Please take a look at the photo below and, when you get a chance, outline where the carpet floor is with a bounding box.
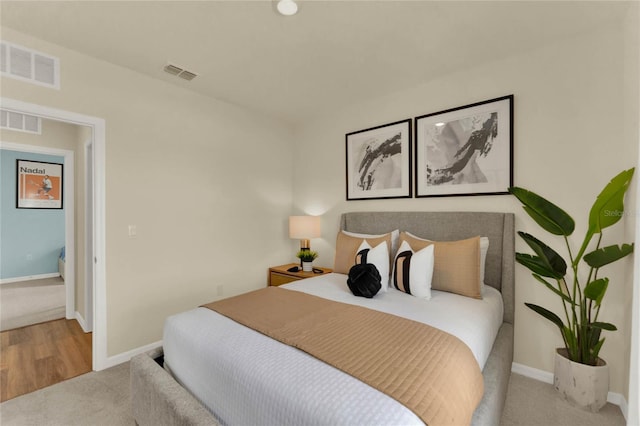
[0,366,627,425]
[501,373,626,426]
[0,277,65,332]
[0,362,134,426]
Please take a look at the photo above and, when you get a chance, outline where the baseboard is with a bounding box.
[75,311,89,332]
[97,340,163,371]
[512,362,628,420]
[609,392,628,420]
[512,362,554,383]
[0,273,61,285]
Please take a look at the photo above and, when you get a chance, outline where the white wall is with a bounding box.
[293,21,638,398]
[0,27,295,356]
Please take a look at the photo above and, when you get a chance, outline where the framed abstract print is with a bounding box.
[345,119,412,200]
[414,95,513,197]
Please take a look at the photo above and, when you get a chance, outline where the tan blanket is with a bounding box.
[202,286,483,426]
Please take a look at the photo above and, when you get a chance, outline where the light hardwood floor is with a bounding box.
[0,318,92,402]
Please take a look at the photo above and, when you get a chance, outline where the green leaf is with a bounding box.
[509,187,575,236]
[525,302,565,330]
[575,168,635,263]
[510,188,576,236]
[589,168,635,233]
[584,278,609,306]
[532,274,574,304]
[591,321,617,331]
[518,232,567,278]
[584,243,634,268]
[516,253,558,278]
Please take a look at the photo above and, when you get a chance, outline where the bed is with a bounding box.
[131,211,514,426]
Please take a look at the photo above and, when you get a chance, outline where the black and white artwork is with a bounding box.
[345,119,412,200]
[415,95,513,197]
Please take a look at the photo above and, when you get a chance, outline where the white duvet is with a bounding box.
[163,273,503,426]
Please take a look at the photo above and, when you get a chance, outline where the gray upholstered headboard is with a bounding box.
[340,211,515,325]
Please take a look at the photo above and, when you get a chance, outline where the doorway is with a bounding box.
[0,141,73,330]
[1,97,106,370]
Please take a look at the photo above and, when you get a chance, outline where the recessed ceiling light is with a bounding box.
[277,0,298,16]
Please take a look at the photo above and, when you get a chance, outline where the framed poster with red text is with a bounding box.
[16,159,63,209]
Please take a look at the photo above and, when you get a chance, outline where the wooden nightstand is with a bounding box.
[268,263,333,286]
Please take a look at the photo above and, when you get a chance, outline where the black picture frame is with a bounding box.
[345,119,412,200]
[16,159,64,209]
[414,95,514,198]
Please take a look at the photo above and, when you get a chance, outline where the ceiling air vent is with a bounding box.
[178,70,197,81]
[163,63,198,81]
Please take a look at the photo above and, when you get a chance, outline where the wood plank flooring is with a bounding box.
[0,318,92,402]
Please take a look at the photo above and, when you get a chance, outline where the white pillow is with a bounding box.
[356,240,390,292]
[479,236,489,289]
[404,231,489,290]
[343,229,400,262]
[392,240,434,299]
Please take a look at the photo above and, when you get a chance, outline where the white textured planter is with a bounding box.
[553,348,609,412]
[302,262,312,272]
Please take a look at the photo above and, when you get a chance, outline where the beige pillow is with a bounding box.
[399,232,481,299]
[334,231,392,275]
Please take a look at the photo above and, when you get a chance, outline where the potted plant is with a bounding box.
[296,250,319,272]
[509,168,634,412]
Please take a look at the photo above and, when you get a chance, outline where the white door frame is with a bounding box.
[0,141,75,319]
[1,97,107,371]
[84,140,94,332]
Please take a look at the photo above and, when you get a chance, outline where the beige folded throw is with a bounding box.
[202,286,483,426]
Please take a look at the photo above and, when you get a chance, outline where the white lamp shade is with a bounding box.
[289,215,321,239]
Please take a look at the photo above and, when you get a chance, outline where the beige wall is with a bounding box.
[292,19,639,397]
[1,27,295,356]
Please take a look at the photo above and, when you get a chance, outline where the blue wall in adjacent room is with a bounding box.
[1,149,65,279]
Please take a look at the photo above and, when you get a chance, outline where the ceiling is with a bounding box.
[0,1,631,126]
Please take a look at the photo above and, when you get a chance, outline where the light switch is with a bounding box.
[128,225,137,238]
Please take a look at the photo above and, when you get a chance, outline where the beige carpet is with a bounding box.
[0,362,134,426]
[0,366,627,426]
[501,373,626,426]
[0,277,65,332]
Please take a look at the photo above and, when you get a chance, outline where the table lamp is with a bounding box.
[289,215,321,251]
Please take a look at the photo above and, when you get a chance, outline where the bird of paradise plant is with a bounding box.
[509,168,635,366]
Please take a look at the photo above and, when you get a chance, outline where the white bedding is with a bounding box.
[163,273,504,426]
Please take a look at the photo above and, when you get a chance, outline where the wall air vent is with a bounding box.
[0,109,42,134]
[0,41,60,89]
[163,63,198,81]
